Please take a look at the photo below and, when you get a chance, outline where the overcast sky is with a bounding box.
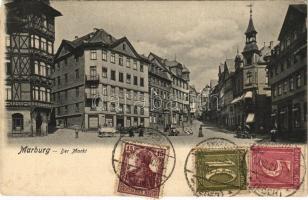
[51,0,305,91]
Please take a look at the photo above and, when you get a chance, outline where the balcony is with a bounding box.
[85,75,99,84]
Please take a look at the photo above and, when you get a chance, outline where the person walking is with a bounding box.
[129,128,134,137]
[138,125,144,137]
[75,128,79,139]
[270,123,278,142]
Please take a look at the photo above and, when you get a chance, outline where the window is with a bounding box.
[64,73,68,83]
[123,43,126,50]
[119,55,123,66]
[12,113,23,131]
[247,71,252,84]
[40,62,46,77]
[46,64,50,76]
[283,81,288,93]
[293,104,301,128]
[111,53,115,63]
[102,67,107,78]
[102,50,107,61]
[278,84,282,95]
[75,87,79,97]
[126,58,130,68]
[75,69,79,79]
[34,61,39,75]
[290,78,294,91]
[101,102,107,111]
[134,106,138,114]
[140,64,144,72]
[64,105,68,114]
[102,85,107,96]
[272,87,276,97]
[134,91,138,100]
[126,105,131,114]
[46,89,50,102]
[35,35,40,49]
[90,50,97,60]
[126,74,131,84]
[41,38,47,51]
[140,77,144,87]
[140,107,144,115]
[119,88,124,98]
[126,89,131,99]
[111,70,116,81]
[119,72,124,82]
[64,58,68,66]
[33,86,39,101]
[110,103,116,112]
[5,34,10,47]
[47,41,53,54]
[280,63,284,72]
[6,86,11,100]
[57,63,60,71]
[296,74,301,88]
[134,76,138,85]
[133,60,137,70]
[40,87,46,101]
[110,86,115,96]
[6,61,11,75]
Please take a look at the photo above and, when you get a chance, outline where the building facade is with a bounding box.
[267,4,307,139]
[147,53,190,126]
[189,85,200,120]
[52,28,150,130]
[241,8,272,133]
[148,53,172,129]
[5,0,61,136]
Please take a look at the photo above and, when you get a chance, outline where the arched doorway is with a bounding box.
[36,112,42,136]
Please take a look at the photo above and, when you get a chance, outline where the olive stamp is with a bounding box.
[194,149,247,193]
[249,146,301,189]
[117,141,169,198]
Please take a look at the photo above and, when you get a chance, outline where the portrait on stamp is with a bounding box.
[117,141,169,198]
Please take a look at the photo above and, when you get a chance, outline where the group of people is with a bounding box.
[235,123,278,142]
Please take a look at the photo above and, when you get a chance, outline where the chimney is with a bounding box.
[75,36,78,39]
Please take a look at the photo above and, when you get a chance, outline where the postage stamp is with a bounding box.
[194,148,247,193]
[117,141,169,198]
[249,146,301,189]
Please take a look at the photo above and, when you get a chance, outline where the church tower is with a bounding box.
[242,5,259,66]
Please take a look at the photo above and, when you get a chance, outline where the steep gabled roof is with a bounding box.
[278,4,307,40]
[245,16,257,35]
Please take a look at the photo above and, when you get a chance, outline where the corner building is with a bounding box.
[52,29,149,130]
[5,0,61,136]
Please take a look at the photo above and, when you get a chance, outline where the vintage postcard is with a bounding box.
[0,0,307,198]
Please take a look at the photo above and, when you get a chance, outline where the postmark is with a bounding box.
[184,137,248,197]
[112,128,176,198]
[249,145,306,197]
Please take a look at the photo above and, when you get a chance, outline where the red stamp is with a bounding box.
[117,141,169,198]
[250,146,301,189]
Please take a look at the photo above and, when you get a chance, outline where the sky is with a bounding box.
[51,0,305,91]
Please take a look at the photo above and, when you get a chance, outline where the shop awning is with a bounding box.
[244,91,253,99]
[246,113,255,123]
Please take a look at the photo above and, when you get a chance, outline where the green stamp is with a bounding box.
[195,149,247,193]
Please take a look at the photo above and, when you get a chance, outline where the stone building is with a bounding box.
[52,28,150,130]
[5,0,61,136]
[267,4,307,139]
[148,53,172,129]
[147,53,190,126]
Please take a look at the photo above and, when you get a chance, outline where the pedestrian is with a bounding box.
[75,128,79,139]
[138,125,144,137]
[198,125,203,137]
[270,124,278,142]
[129,128,134,137]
